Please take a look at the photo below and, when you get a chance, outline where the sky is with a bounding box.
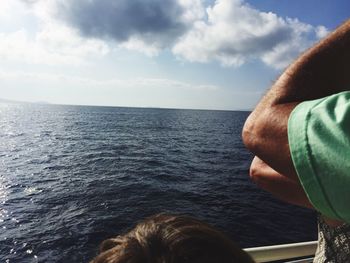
[0,0,349,110]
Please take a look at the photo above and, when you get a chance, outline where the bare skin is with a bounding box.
[250,157,343,226]
[250,156,313,209]
[243,19,350,226]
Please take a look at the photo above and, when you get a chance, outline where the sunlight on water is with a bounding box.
[0,103,316,261]
[0,176,8,206]
[24,187,42,196]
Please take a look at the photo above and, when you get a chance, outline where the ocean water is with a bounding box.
[0,103,317,262]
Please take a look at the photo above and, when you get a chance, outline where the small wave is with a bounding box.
[24,187,43,196]
[0,105,317,262]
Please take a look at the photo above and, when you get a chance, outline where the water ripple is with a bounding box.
[0,103,317,262]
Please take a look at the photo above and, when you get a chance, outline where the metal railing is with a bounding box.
[244,241,318,262]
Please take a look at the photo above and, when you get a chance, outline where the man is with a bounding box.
[242,19,350,261]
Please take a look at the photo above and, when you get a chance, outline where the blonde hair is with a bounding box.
[91,214,254,263]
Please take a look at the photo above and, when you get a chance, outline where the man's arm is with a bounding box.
[250,157,313,209]
[251,157,345,226]
[242,19,350,176]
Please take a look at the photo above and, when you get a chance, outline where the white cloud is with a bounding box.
[173,0,327,69]
[117,0,205,56]
[0,0,203,62]
[178,0,205,23]
[36,22,109,58]
[0,0,328,69]
[43,0,205,56]
[0,0,23,20]
[315,25,329,39]
[0,0,109,66]
[0,26,108,66]
[118,37,163,57]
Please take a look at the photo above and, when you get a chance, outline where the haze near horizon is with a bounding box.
[0,0,349,110]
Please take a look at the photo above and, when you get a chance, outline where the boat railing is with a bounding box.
[244,240,318,262]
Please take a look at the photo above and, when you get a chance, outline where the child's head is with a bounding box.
[91,213,254,263]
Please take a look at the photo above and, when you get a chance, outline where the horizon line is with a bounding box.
[0,97,252,112]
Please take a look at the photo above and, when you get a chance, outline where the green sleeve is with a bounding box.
[288,91,350,223]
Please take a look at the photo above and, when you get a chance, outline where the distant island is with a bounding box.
[0,98,50,105]
[33,101,51,105]
[0,97,17,103]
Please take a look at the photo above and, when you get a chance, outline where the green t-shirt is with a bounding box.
[288,91,350,223]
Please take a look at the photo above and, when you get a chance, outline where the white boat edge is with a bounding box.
[244,240,318,262]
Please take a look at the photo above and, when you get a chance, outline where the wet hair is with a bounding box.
[90,213,255,263]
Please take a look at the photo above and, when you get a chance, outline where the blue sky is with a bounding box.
[0,0,348,110]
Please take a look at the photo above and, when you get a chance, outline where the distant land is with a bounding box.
[0,97,18,103]
[0,98,50,105]
[33,101,51,105]
[0,97,250,111]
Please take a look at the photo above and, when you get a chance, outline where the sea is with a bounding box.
[0,102,317,262]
